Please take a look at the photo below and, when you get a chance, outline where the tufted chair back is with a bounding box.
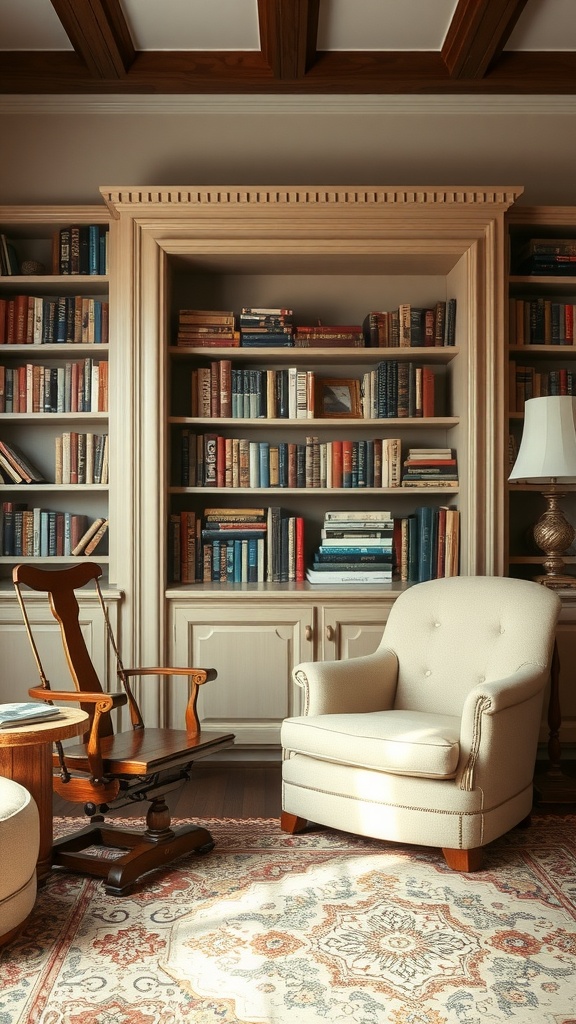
[382,575,559,718]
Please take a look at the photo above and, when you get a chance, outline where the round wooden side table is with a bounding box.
[0,707,88,880]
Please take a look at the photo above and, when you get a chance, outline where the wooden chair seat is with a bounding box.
[13,561,235,896]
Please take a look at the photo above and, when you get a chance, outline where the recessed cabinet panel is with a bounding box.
[320,602,390,661]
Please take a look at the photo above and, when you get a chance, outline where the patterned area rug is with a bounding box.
[1,816,575,1024]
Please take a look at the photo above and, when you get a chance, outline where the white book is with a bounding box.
[0,702,62,729]
[306,569,392,585]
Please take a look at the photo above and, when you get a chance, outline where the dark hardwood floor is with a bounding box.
[53,763,283,819]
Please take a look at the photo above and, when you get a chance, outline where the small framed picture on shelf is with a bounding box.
[315,378,361,418]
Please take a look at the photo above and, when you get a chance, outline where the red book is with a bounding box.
[342,440,353,487]
[331,440,343,489]
[295,516,305,581]
[219,359,232,417]
[422,366,435,417]
[216,434,226,487]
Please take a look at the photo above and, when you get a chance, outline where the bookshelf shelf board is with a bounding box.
[0,412,108,423]
[509,555,576,565]
[166,580,409,599]
[169,485,460,496]
[0,275,109,294]
[170,346,459,365]
[171,417,460,429]
[0,344,109,357]
[0,484,109,493]
[508,345,576,357]
[0,555,110,564]
[508,482,576,492]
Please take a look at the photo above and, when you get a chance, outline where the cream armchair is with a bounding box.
[281,575,560,871]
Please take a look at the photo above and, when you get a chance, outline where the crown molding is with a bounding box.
[1,94,576,116]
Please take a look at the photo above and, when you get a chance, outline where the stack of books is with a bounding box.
[307,510,394,584]
[396,505,460,582]
[401,448,458,488]
[0,439,44,484]
[176,309,239,347]
[239,308,294,347]
[516,238,576,276]
[0,701,62,728]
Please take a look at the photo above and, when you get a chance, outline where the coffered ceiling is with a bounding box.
[0,0,575,95]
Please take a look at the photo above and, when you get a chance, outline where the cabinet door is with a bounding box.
[319,600,391,661]
[170,601,314,746]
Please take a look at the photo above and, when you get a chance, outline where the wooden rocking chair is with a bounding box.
[13,562,235,896]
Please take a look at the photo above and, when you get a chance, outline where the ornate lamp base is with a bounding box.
[533,490,576,587]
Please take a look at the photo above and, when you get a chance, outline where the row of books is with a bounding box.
[509,298,576,346]
[178,432,458,491]
[0,295,109,346]
[0,359,108,414]
[1,502,108,557]
[169,506,305,584]
[307,510,394,584]
[190,360,441,420]
[176,301,457,349]
[179,433,407,489]
[509,365,576,411]
[53,225,109,276]
[363,300,456,348]
[55,432,109,485]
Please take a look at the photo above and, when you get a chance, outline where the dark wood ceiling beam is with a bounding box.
[442,0,529,79]
[1,50,576,94]
[49,0,135,78]
[257,0,319,78]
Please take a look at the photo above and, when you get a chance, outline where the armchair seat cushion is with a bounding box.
[282,709,461,779]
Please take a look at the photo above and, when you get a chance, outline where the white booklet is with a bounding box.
[0,702,63,729]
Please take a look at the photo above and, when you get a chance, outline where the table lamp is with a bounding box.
[509,395,576,587]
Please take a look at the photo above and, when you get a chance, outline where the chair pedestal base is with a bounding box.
[53,819,215,895]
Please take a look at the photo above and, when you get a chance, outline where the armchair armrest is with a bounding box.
[457,662,550,792]
[28,686,127,782]
[118,665,218,738]
[293,647,398,716]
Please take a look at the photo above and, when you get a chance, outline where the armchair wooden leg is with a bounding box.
[442,846,484,872]
[280,812,308,834]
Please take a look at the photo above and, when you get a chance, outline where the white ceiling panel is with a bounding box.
[120,0,261,51]
[317,0,458,51]
[506,0,576,51]
[0,0,71,50]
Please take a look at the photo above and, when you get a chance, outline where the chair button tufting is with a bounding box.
[434,621,441,628]
[425,670,432,677]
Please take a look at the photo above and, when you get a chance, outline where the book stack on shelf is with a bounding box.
[307,510,394,584]
[55,432,109,485]
[239,308,294,347]
[515,238,576,277]
[361,360,438,418]
[362,299,456,347]
[401,448,458,488]
[0,294,109,346]
[0,358,108,413]
[0,439,44,484]
[294,323,364,348]
[53,224,108,276]
[169,505,305,584]
[1,503,108,557]
[177,309,239,348]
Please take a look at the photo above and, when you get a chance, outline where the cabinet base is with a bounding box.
[534,765,576,806]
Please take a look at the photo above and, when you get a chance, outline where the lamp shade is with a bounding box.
[509,395,576,481]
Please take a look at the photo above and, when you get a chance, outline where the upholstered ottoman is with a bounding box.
[0,776,40,945]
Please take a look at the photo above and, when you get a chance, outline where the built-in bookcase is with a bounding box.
[0,206,111,581]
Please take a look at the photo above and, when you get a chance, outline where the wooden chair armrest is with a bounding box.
[28,686,127,710]
[28,687,127,781]
[118,667,218,737]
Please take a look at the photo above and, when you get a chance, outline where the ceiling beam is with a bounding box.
[442,0,529,79]
[258,0,320,79]
[1,50,576,95]
[49,0,135,79]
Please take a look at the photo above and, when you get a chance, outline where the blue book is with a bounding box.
[248,537,258,582]
[88,225,100,275]
[259,442,270,488]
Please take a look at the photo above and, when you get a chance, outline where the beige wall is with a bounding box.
[0,95,574,206]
